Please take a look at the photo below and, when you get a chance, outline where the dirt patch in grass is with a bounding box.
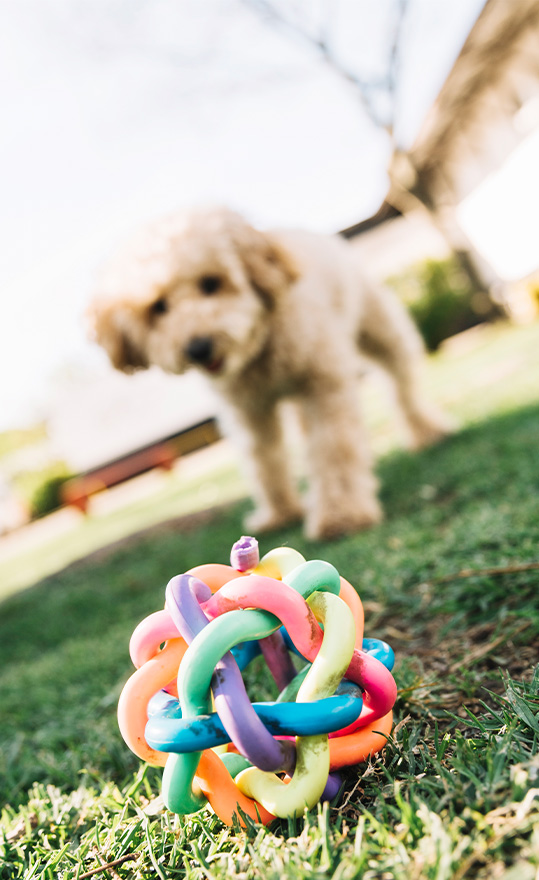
[402,619,538,716]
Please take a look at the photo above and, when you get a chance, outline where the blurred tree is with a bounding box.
[20,0,539,305]
[242,0,539,308]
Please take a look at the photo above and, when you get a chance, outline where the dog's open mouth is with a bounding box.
[205,356,225,374]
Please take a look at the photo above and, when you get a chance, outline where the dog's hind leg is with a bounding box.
[358,283,453,448]
[231,403,304,533]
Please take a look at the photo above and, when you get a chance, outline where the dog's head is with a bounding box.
[87,208,298,381]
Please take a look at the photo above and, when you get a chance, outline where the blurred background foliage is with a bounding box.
[13,463,73,520]
[387,256,502,351]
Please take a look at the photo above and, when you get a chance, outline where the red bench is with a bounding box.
[61,418,220,513]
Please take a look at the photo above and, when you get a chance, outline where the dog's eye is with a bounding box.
[198,275,222,295]
[149,297,168,317]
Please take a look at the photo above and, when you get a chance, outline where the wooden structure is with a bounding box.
[61,417,220,512]
[387,0,539,291]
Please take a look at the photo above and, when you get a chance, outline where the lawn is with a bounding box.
[1,321,539,879]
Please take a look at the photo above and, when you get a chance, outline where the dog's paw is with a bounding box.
[304,501,383,542]
[244,504,303,535]
[408,410,457,450]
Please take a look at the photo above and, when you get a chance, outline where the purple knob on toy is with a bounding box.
[230,536,259,572]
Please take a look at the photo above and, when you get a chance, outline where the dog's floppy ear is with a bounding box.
[231,217,299,308]
[87,302,148,373]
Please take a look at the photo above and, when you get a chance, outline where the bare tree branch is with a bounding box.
[240,0,409,136]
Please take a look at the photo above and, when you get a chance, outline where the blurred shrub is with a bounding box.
[529,278,539,311]
[14,462,73,519]
[387,257,500,351]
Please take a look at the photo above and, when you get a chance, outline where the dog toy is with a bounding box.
[118,537,397,825]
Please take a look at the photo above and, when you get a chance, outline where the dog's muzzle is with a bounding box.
[186,336,214,364]
[185,336,224,374]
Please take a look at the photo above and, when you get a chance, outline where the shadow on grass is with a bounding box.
[380,401,539,518]
[1,402,538,804]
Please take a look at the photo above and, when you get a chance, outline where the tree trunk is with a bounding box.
[388,150,509,312]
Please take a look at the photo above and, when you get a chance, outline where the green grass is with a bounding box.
[1,322,539,878]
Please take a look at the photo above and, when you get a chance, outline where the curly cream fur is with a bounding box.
[88,207,451,539]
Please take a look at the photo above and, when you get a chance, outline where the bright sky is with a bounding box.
[0,0,491,431]
[458,122,539,280]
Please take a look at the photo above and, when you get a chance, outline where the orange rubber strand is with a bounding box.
[195,750,276,826]
[328,711,393,769]
[188,563,246,593]
[117,638,187,766]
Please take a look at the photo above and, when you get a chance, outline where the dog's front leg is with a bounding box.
[300,381,382,540]
[232,402,303,533]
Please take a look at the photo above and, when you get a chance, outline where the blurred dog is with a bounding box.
[88,207,450,539]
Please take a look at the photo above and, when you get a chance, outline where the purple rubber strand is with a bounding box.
[211,663,297,774]
[259,631,298,692]
[230,536,259,572]
[322,772,342,801]
[165,574,295,773]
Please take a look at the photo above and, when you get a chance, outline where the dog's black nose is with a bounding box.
[186,336,214,364]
